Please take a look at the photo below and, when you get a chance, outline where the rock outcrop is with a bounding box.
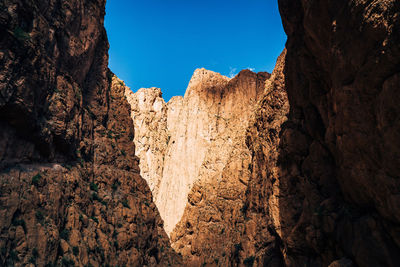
[126,69,269,240]
[0,0,180,266]
[237,49,289,266]
[128,1,400,264]
[170,69,272,265]
[125,87,170,201]
[237,1,400,266]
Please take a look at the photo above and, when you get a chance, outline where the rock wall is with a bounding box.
[125,1,400,265]
[240,0,400,266]
[125,87,170,201]
[237,50,289,267]
[3,0,399,266]
[0,0,180,266]
[170,69,271,266]
[126,69,269,239]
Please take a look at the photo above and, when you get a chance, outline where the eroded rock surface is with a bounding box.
[275,0,400,265]
[125,87,170,201]
[126,69,269,238]
[170,69,272,266]
[236,1,400,266]
[2,0,399,266]
[0,0,180,266]
[237,50,289,267]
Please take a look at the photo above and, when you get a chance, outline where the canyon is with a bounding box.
[0,0,399,266]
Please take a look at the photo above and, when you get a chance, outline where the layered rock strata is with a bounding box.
[0,0,180,266]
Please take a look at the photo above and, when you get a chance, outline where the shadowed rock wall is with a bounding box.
[0,1,181,266]
[248,0,400,265]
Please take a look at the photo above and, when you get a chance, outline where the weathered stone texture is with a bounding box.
[0,1,180,266]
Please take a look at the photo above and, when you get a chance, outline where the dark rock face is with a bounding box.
[260,0,400,265]
[241,50,289,266]
[0,0,109,166]
[0,0,180,266]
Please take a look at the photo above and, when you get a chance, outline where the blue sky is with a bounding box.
[105,0,286,101]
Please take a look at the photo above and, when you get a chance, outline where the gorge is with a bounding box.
[1,0,399,267]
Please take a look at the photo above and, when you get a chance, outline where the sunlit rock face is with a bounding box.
[126,68,269,236]
[125,87,170,201]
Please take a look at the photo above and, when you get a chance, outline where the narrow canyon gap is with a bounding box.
[0,0,399,267]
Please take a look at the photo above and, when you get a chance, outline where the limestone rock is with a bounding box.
[170,69,271,265]
[237,50,290,266]
[125,87,168,200]
[126,67,271,265]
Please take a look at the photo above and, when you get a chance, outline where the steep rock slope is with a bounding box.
[243,0,400,266]
[169,69,271,266]
[0,0,180,266]
[237,50,289,267]
[125,87,171,201]
[126,69,269,238]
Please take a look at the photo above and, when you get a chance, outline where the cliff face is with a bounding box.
[0,1,180,266]
[1,0,106,165]
[238,50,289,267]
[126,55,289,266]
[170,69,270,265]
[126,69,269,238]
[124,87,170,201]
[127,2,400,265]
[248,0,400,266]
[2,0,399,266]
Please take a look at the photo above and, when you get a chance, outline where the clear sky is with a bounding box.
[105,0,286,101]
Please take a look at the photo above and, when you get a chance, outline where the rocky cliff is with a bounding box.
[127,1,400,265]
[240,0,400,266]
[2,0,399,266]
[124,87,170,201]
[126,69,269,238]
[126,52,289,266]
[0,0,180,266]
[169,54,287,266]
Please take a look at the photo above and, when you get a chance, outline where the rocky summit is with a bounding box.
[1,0,400,267]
